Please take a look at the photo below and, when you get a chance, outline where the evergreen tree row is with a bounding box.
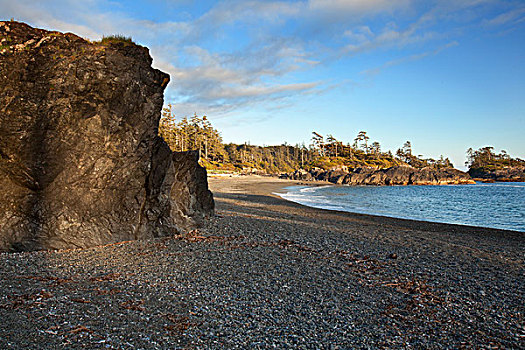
[158,109,458,173]
[466,147,525,170]
[159,104,227,162]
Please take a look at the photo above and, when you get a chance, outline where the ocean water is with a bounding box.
[278,182,525,232]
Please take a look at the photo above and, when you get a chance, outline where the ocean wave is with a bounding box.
[299,185,334,193]
[276,191,345,211]
[477,183,525,188]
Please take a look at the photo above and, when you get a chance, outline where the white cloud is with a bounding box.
[203,0,300,23]
[342,22,437,55]
[344,26,373,43]
[361,41,459,76]
[308,0,411,15]
[1,0,102,38]
[151,43,322,117]
[2,0,522,121]
[484,7,525,26]
[208,82,320,99]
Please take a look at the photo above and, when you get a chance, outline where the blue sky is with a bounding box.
[2,0,524,168]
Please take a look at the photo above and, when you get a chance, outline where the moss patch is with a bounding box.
[98,34,134,46]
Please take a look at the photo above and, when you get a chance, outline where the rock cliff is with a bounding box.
[468,167,525,182]
[0,22,214,251]
[286,166,475,186]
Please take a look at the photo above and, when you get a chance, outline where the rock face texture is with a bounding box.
[468,167,525,182]
[0,22,213,251]
[286,166,475,186]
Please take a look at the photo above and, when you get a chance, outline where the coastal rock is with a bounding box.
[410,167,473,185]
[286,166,475,186]
[170,151,215,230]
[287,169,314,181]
[327,169,347,184]
[0,22,213,251]
[468,166,525,182]
[383,166,413,185]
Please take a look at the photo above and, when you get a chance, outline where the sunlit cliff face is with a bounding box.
[0,21,212,252]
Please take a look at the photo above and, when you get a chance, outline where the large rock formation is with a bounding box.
[286,166,475,186]
[0,21,213,251]
[468,167,525,182]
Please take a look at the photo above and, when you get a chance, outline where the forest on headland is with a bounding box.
[158,106,524,177]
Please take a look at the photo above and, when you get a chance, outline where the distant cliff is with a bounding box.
[285,166,475,186]
[0,21,213,251]
[468,167,525,182]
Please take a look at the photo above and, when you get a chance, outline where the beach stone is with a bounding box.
[0,21,213,251]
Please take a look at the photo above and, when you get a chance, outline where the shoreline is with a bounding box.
[209,174,524,235]
[472,177,525,183]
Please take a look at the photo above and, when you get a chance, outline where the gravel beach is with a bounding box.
[1,175,524,349]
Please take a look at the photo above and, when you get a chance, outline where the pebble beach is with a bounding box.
[1,175,524,349]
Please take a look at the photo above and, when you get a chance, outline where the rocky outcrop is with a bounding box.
[468,167,525,182]
[0,22,213,251]
[170,151,214,230]
[286,166,475,186]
